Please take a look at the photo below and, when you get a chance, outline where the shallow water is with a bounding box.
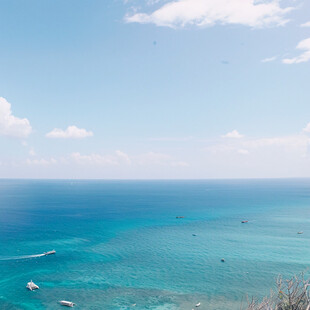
[1,179,310,309]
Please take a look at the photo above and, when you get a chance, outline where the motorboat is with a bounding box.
[192,234,197,236]
[44,250,56,256]
[59,300,75,307]
[221,258,225,262]
[241,220,248,223]
[176,216,185,219]
[196,302,201,307]
[298,231,304,234]
[26,280,39,291]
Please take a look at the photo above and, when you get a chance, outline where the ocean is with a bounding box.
[1,179,310,309]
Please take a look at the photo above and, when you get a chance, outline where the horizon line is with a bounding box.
[0,177,310,181]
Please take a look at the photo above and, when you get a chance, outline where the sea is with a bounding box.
[1,179,310,310]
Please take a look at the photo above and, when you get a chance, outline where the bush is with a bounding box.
[245,275,310,310]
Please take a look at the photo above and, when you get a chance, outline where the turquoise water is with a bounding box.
[1,179,310,309]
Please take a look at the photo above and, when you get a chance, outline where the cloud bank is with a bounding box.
[71,152,118,165]
[46,125,93,139]
[0,97,32,138]
[70,151,188,167]
[125,0,293,28]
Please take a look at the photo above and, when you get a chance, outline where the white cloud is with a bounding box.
[202,132,310,178]
[301,21,310,27]
[70,152,119,166]
[238,149,249,155]
[46,125,93,139]
[206,144,235,154]
[206,134,310,157]
[222,130,244,139]
[283,38,310,64]
[26,158,57,165]
[261,56,277,63]
[116,150,132,164]
[137,151,189,167]
[171,160,189,167]
[0,97,32,138]
[303,122,310,133]
[125,0,293,28]
[29,148,36,156]
[240,136,309,150]
[137,152,172,165]
[70,151,187,168]
[70,151,132,166]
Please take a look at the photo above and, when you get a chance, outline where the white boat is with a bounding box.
[59,300,75,307]
[44,250,56,256]
[298,232,303,234]
[196,302,201,307]
[26,280,39,291]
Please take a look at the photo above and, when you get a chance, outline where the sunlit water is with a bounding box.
[1,179,310,309]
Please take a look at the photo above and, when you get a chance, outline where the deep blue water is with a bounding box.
[1,179,310,309]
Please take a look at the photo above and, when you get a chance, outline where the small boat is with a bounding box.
[298,231,304,234]
[192,234,197,236]
[26,280,39,291]
[176,216,185,219]
[196,302,201,307]
[221,258,225,262]
[59,300,75,307]
[44,250,56,256]
[241,220,248,223]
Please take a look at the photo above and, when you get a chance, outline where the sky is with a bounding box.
[0,0,310,179]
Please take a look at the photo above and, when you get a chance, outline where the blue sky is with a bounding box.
[0,0,310,179]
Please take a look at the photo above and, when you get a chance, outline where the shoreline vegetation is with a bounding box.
[245,275,310,310]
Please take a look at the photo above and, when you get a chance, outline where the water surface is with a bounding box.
[1,179,310,309]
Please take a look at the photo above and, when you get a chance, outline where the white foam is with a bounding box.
[0,253,45,261]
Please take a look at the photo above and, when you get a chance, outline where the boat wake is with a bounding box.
[0,253,45,261]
